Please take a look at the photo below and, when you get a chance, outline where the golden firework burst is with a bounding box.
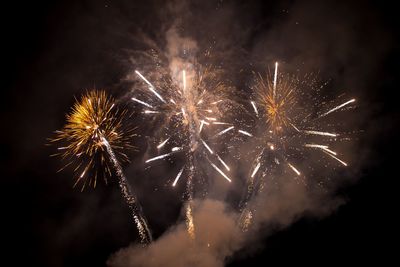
[51,90,135,189]
[255,70,295,133]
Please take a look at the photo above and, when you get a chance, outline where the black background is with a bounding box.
[2,0,397,266]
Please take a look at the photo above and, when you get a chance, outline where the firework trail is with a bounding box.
[132,59,233,238]
[51,91,152,244]
[237,62,356,231]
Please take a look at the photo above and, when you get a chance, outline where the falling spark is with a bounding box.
[216,126,235,136]
[201,139,214,154]
[217,155,230,171]
[238,130,253,137]
[273,61,278,99]
[251,101,259,115]
[132,97,153,108]
[251,162,261,178]
[304,143,337,155]
[303,130,337,137]
[157,138,170,149]
[209,161,232,182]
[320,99,356,118]
[288,163,301,175]
[323,151,348,166]
[182,70,187,91]
[212,121,230,125]
[145,152,173,163]
[172,167,185,187]
[144,110,159,114]
[135,70,166,103]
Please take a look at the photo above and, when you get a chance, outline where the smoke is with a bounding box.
[108,179,344,267]
[108,199,242,267]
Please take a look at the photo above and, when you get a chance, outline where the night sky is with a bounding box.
[2,0,398,266]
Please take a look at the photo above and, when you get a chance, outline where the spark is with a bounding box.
[304,143,337,155]
[172,167,185,187]
[251,101,258,115]
[320,99,356,118]
[288,163,301,176]
[251,162,261,178]
[157,138,170,149]
[273,61,278,99]
[323,151,348,166]
[269,144,275,150]
[145,152,173,163]
[216,126,235,136]
[182,70,187,91]
[201,139,214,154]
[209,161,232,182]
[303,130,337,137]
[212,121,230,125]
[135,70,166,103]
[132,97,153,108]
[206,117,217,121]
[199,120,209,133]
[238,130,253,137]
[144,110,159,114]
[217,155,230,171]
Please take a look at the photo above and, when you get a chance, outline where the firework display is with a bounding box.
[238,63,356,230]
[50,61,356,244]
[51,90,152,244]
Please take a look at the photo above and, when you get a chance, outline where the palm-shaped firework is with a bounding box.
[51,90,152,244]
[238,63,356,230]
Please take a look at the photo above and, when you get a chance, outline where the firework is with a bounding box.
[238,62,356,231]
[132,62,233,238]
[51,90,152,244]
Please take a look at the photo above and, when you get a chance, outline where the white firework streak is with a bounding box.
[209,161,232,182]
[172,167,185,187]
[323,151,348,166]
[132,97,153,108]
[135,70,166,103]
[251,162,261,178]
[238,130,253,137]
[217,155,230,171]
[320,99,356,118]
[304,143,337,155]
[251,101,258,115]
[201,139,214,154]
[216,126,235,136]
[303,130,337,137]
[288,163,301,176]
[157,138,170,149]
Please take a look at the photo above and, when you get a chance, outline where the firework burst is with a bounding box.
[132,59,234,238]
[51,90,152,244]
[238,62,356,230]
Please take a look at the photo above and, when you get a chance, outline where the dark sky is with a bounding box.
[2,0,398,266]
